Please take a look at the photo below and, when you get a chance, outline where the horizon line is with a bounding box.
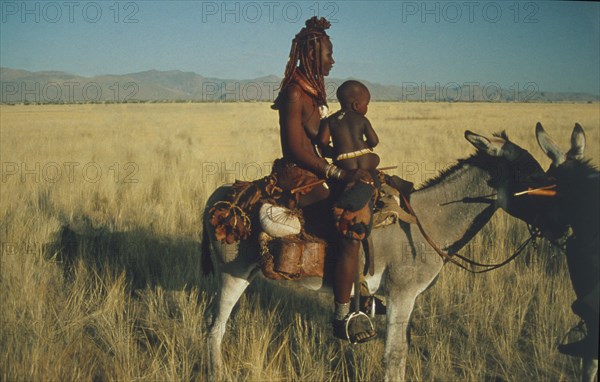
[1,66,599,97]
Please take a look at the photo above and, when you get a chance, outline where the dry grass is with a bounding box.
[1,102,598,381]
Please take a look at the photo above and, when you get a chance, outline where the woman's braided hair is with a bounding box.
[273,17,331,109]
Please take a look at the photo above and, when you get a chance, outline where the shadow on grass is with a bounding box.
[44,215,371,380]
[45,217,207,292]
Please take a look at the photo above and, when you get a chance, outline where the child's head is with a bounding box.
[336,80,370,115]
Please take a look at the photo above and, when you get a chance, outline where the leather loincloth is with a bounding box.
[333,173,380,241]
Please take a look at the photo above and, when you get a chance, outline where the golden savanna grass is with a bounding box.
[1,102,599,381]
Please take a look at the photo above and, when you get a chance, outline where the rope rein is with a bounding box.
[400,194,544,274]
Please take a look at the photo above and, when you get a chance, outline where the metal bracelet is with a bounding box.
[332,167,343,180]
[327,164,342,180]
[324,163,336,179]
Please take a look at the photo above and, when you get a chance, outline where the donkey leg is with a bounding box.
[383,291,418,382]
[581,357,598,382]
[207,269,254,380]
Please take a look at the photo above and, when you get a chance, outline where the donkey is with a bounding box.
[202,130,560,381]
[536,123,599,382]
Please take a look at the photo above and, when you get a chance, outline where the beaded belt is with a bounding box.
[336,148,374,161]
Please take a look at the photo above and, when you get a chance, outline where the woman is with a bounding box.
[272,17,376,343]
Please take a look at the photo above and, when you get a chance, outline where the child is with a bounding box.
[318,80,380,241]
[318,80,380,174]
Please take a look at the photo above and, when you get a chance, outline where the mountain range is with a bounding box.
[1,67,597,104]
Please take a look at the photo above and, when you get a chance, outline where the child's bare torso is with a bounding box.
[329,110,380,171]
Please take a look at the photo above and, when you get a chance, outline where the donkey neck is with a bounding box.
[557,162,600,239]
[410,162,498,254]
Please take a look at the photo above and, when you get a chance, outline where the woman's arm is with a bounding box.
[317,118,331,148]
[316,118,335,158]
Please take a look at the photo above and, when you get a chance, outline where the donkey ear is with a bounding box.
[535,122,565,166]
[567,123,585,160]
[464,130,502,156]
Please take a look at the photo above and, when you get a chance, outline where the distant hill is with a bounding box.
[1,67,598,104]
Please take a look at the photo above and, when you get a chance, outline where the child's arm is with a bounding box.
[364,119,379,148]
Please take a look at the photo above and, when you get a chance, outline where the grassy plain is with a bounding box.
[1,102,599,381]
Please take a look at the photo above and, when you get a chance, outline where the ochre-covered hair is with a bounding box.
[272,17,331,109]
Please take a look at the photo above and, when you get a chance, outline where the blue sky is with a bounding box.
[1,1,599,94]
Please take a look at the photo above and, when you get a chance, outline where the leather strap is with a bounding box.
[400,194,535,274]
[362,237,375,276]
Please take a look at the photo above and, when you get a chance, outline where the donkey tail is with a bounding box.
[201,226,214,275]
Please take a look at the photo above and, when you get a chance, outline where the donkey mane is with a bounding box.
[416,152,496,191]
[570,158,599,177]
[493,130,510,141]
[417,131,510,191]
[555,158,599,189]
